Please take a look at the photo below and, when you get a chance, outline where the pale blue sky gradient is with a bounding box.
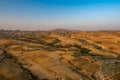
[0,0,120,30]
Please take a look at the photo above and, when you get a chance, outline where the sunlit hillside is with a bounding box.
[0,29,120,80]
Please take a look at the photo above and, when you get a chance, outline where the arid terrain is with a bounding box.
[0,29,120,80]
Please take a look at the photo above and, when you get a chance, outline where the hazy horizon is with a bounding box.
[0,0,120,30]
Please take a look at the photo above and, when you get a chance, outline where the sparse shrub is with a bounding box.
[73,46,91,57]
[74,44,82,49]
[73,50,82,57]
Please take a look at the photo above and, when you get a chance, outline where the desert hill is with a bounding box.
[0,30,120,80]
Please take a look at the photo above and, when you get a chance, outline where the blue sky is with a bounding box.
[0,0,120,30]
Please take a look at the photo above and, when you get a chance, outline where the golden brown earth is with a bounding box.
[0,30,120,80]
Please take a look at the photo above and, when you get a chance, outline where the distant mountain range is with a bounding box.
[0,28,120,32]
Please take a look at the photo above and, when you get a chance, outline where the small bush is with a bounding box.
[73,47,91,57]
